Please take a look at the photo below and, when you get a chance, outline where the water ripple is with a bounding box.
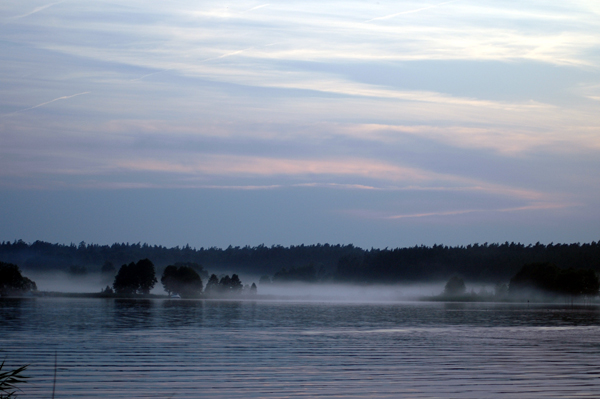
[2,299,600,398]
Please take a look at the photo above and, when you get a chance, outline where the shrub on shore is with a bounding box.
[0,262,37,297]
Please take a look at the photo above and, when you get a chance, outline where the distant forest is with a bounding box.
[1,239,599,284]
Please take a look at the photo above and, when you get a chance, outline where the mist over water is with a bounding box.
[24,271,111,293]
[23,270,450,300]
[259,282,447,302]
[22,269,501,301]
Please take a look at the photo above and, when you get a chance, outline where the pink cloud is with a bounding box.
[385,202,576,220]
[116,155,432,182]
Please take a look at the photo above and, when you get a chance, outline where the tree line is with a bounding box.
[334,242,600,284]
[509,262,599,298]
[0,240,360,277]
[3,258,599,300]
[105,259,256,298]
[2,239,600,284]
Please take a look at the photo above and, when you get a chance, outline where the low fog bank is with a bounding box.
[22,269,499,301]
[256,282,449,302]
[23,271,117,294]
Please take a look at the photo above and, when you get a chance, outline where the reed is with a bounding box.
[0,361,28,399]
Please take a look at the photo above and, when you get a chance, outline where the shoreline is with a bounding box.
[420,294,600,305]
[0,291,272,300]
[2,291,599,305]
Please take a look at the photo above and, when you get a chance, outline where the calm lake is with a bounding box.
[2,298,600,398]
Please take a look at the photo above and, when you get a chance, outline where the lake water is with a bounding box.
[2,298,600,398]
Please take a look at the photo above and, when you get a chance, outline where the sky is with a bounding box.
[1,0,600,249]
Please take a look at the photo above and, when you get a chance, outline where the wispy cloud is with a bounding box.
[132,47,253,81]
[8,1,65,20]
[112,155,548,201]
[365,0,459,23]
[115,156,432,182]
[335,124,567,155]
[242,4,270,14]
[187,184,282,190]
[0,92,90,118]
[32,0,600,82]
[293,183,378,190]
[385,202,575,220]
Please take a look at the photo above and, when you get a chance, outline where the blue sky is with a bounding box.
[1,0,599,248]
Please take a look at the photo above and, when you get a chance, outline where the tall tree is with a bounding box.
[136,259,157,294]
[161,265,203,298]
[250,282,258,295]
[113,259,157,295]
[204,274,219,295]
[443,276,466,296]
[230,274,243,293]
[219,275,232,293]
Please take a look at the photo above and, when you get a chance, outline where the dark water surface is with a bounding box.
[2,298,600,398]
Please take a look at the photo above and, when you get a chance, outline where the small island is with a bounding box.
[103,259,259,299]
[0,261,37,297]
[430,262,600,303]
[1,259,258,299]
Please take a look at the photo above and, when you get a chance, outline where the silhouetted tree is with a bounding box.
[204,274,219,295]
[0,262,37,296]
[113,259,157,295]
[113,263,136,294]
[443,276,466,296]
[136,259,157,294]
[161,265,203,298]
[169,262,208,281]
[100,285,114,296]
[207,274,244,296]
[219,275,232,293]
[230,274,243,293]
[250,282,258,295]
[161,265,178,295]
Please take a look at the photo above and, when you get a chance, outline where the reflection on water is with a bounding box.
[2,298,600,398]
[113,299,155,329]
[161,299,204,328]
[0,297,24,322]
